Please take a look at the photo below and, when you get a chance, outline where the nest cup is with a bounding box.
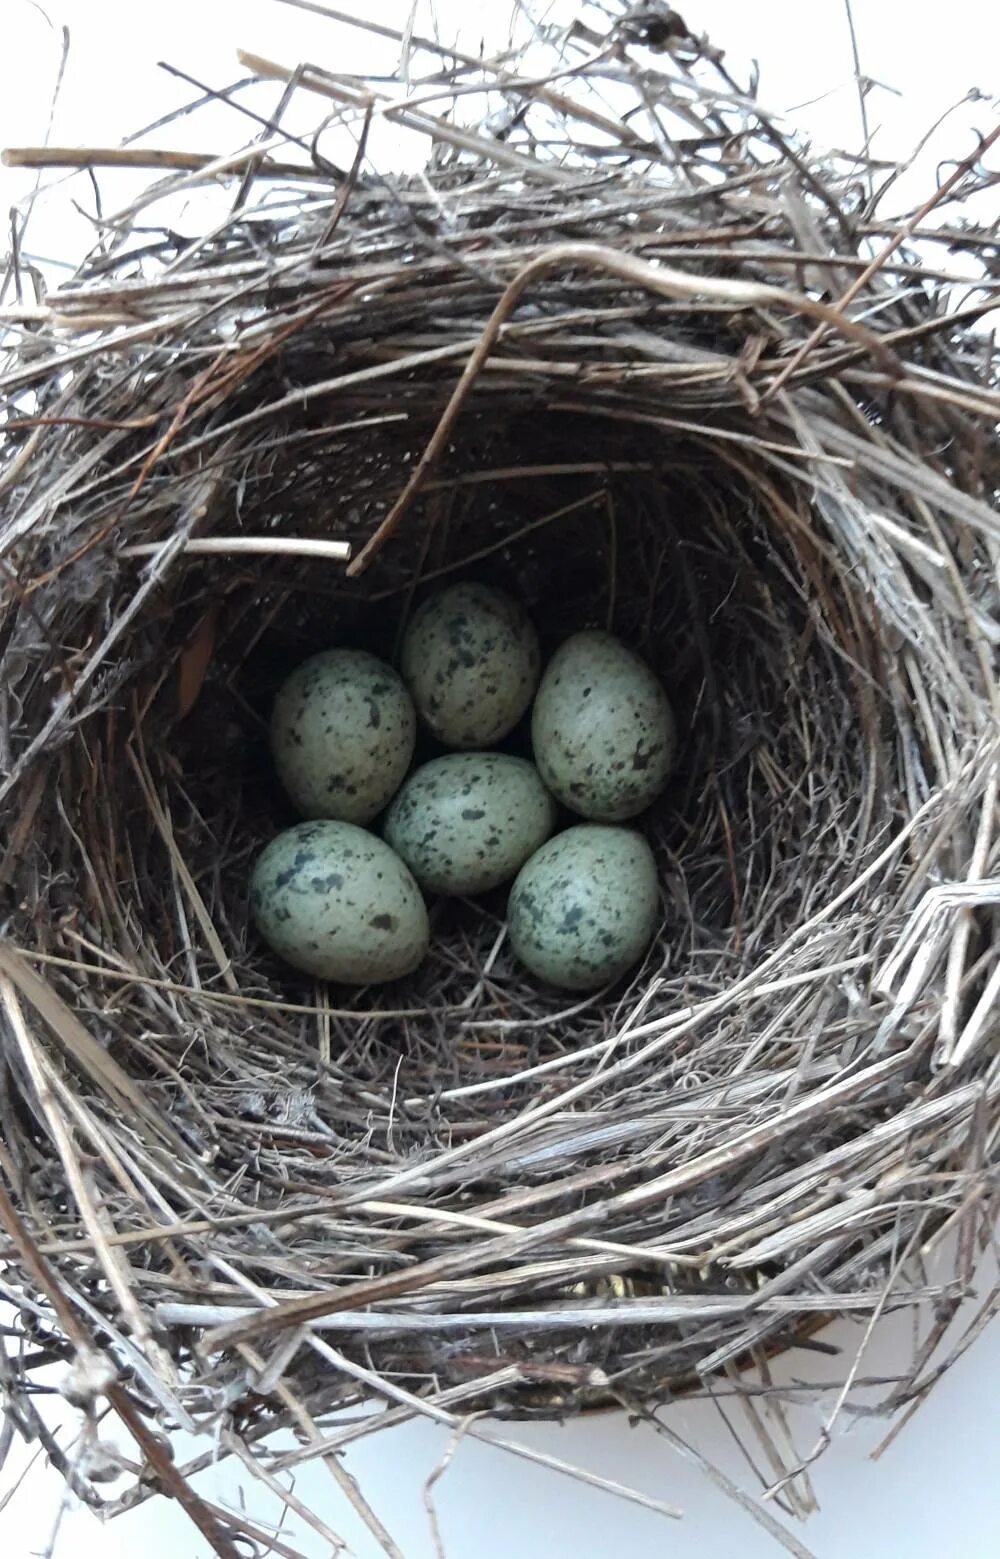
[1,5,999,1540]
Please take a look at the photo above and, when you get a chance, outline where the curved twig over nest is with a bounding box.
[1,4,998,1551]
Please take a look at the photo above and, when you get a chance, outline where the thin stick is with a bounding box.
[19,945,464,1021]
[160,1290,934,1331]
[618,1394,818,1559]
[226,1434,349,1553]
[939,762,999,1064]
[842,0,873,169]
[122,535,351,562]
[2,146,311,178]
[424,1416,473,1559]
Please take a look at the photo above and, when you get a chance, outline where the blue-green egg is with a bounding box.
[385,753,556,895]
[270,649,416,824]
[507,825,659,991]
[250,820,429,983]
[531,630,676,821]
[400,583,540,748]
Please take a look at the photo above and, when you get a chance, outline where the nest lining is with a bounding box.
[1,4,999,1546]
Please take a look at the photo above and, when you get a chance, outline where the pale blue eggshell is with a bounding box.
[531,630,676,821]
[400,583,540,748]
[270,649,415,823]
[385,753,556,895]
[250,820,429,983]
[507,824,659,991]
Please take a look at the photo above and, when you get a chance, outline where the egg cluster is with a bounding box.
[250,582,677,991]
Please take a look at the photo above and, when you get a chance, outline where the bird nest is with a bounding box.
[1,5,999,1551]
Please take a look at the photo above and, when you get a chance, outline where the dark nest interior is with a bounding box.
[1,5,999,1551]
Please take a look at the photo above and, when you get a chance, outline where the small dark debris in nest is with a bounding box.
[0,1,998,1552]
[618,4,703,55]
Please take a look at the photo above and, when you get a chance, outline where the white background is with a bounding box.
[1,3,998,1556]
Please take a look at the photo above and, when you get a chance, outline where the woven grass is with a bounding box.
[1,4,998,1552]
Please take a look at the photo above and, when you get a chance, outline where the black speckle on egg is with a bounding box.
[308,871,344,893]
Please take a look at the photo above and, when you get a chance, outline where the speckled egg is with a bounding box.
[507,825,659,991]
[250,820,429,983]
[400,583,541,748]
[384,753,556,896]
[270,649,416,823]
[531,630,676,821]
